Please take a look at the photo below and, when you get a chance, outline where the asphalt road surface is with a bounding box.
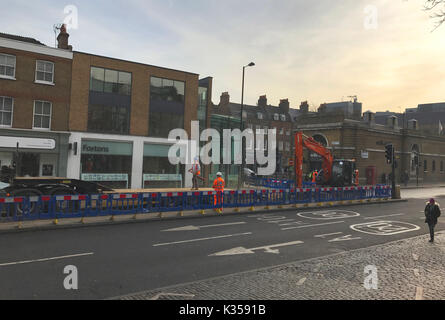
[0,190,443,299]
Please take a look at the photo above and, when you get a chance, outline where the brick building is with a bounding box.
[0,32,72,177]
[295,110,445,185]
[1,27,212,189]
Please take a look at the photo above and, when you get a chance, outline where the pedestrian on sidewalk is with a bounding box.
[188,157,201,190]
[424,198,441,243]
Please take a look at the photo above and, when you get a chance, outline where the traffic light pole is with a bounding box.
[391,151,396,199]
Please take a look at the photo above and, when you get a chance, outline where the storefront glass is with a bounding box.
[80,140,132,189]
[143,143,183,188]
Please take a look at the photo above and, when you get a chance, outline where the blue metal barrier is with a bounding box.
[0,185,393,223]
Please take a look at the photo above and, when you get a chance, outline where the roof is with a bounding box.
[0,32,45,46]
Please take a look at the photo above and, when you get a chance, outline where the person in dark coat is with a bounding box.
[424,198,441,243]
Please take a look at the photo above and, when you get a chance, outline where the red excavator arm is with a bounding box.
[295,132,333,188]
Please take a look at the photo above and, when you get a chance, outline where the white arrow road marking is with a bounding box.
[162,222,246,232]
[328,235,361,242]
[281,221,345,231]
[209,240,304,256]
[314,232,343,238]
[415,287,424,300]
[0,252,94,267]
[153,232,252,247]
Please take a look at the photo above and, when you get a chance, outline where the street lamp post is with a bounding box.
[238,62,255,190]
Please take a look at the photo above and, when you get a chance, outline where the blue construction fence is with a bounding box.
[248,177,319,189]
[0,185,392,223]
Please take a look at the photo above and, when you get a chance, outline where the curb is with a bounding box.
[0,198,407,235]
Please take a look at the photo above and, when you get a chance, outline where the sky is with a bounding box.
[1,0,444,112]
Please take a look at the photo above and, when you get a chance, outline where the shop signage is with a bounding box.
[0,136,56,150]
[361,151,369,159]
[81,140,132,156]
[81,173,129,182]
[143,174,182,182]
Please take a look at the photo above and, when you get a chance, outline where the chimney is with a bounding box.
[258,95,267,108]
[363,111,375,125]
[57,24,72,50]
[386,115,398,128]
[300,101,309,113]
[279,99,290,113]
[220,92,230,107]
[408,119,418,130]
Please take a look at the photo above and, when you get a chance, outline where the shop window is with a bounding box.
[88,104,130,134]
[35,60,54,84]
[0,96,13,127]
[257,112,263,120]
[441,161,444,172]
[424,160,428,172]
[33,101,51,130]
[432,160,436,172]
[0,53,16,78]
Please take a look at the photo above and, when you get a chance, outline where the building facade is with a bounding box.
[0,33,72,178]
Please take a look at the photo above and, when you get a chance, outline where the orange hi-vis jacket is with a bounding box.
[213,177,225,192]
[312,171,318,183]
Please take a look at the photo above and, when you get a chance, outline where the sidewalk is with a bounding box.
[117,232,445,300]
[400,182,445,189]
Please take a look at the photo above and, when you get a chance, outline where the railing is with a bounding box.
[0,185,392,223]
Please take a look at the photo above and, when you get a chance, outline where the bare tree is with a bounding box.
[425,0,445,31]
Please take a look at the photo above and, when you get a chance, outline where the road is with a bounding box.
[0,189,443,299]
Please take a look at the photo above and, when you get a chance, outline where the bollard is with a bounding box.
[200,210,205,215]
[178,211,184,217]
[17,221,22,229]
[249,206,255,211]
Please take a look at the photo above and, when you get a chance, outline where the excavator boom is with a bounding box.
[295,132,333,188]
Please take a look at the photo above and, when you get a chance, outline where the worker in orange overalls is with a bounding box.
[212,172,225,212]
[312,170,318,183]
[354,169,359,186]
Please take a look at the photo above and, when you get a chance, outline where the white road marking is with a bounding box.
[162,222,246,232]
[314,232,343,238]
[209,240,304,256]
[415,286,424,300]
[0,252,94,267]
[297,277,307,286]
[153,232,252,247]
[281,221,345,231]
[350,221,420,236]
[328,235,361,242]
[364,213,405,220]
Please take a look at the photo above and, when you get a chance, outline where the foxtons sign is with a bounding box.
[82,145,109,153]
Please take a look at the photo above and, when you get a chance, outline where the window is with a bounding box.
[88,104,130,134]
[441,161,444,172]
[0,96,13,126]
[257,112,263,120]
[150,76,185,103]
[424,160,428,172]
[274,113,279,121]
[286,130,291,136]
[279,141,284,151]
[35,60,54,83]
[89,67,132,95]
[33,101,51,129]
[280,128,284,135]
[280,114,286,121]
[285,142,290,151]
[433,160,436,172]
[0,54,16,78]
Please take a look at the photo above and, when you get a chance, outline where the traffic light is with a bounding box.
[385,144,393,164]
